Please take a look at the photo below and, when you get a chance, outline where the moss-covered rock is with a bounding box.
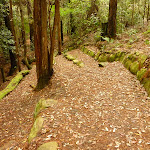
[88,51,95,57]
[98,53,108,62]
[0,70,29,100]
[73,59,84,67]
[137,68,147,81]
[34,99,58,118]
[64,54,75,61]
[83,48,89,54]
[28,116,44,143]
[98,62,108,67]
[124,59,132,70]
[108,53,116,62]
[138,54,147,66]
[130,61,140,75]
[95,52,101,60]
[142,78,150,97]
[37,142,58,150]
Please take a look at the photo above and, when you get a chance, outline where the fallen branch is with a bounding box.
[0,70,29,100]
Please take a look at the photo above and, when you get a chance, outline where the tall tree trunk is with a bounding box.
[49,0,59,75]
[1,68,6,83]
[108,0,117,38]
[131,0,135,26]
[19,0,31,70]
[48,0,52,42]
[61,20,64,45]
[34,0,49,89]
[26,0,34,43]
[147,0,150,24]
[143,0,147,25]
[9,0,21,72]
[57,0,62,55]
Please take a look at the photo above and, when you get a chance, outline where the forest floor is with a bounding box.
[0,26,150,150]
[0,47,150,149]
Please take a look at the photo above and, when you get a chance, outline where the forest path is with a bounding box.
[0,48,150,149]
[29,49,150,149]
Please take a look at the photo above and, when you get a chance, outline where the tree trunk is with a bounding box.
[48,0,52,42]
[9,0,21,72]
[61,20,64,45]
[8,49,17,76]
[131,0,135,26]
[108,0,117,38]
[57,0,62,55]
[19,0,31,70]
[34,0,50,89]
[49,0,59,75]
[143,0,147,25]
[26,0,34,43]
[1,68,6,83]
[147,0,150,23]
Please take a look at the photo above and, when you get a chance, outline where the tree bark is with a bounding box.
[57,0,62,55]
[34,0,50,89]
[1,68,6,83]
[19,0,31,70]
[26,0,34,43]
[49,0,59,75]
[108,0,117,38]
[9,0,21,72]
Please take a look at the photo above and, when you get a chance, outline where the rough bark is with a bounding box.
[108,0,117,38]
[26,0,34,43]
[57,0,62,55]
[1,68,6,83]
[49,0,59,75]
[34,0,50,89]
[9,0,21,72]
[19,0,31,70]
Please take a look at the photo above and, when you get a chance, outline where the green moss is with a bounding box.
[65,54,75,61]
[37,142,58,150]
[138,54,147,66]
[83,48,89,54]
[99,62,108,67]
[108,53,116,62]
[88,51,95,57]
[137,68,147,81]
[73,59,84,67]
[128,54,137,62]
[34,99,58,118]
[0,70,29,100]
[142,78,150,97]
[98,54,108,62]
[95,52,101,60]
[130,61,140,75]
[28,116,44,143]
[124,59,132,70]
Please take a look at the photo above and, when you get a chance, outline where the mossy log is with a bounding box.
[73,59,84,67]
[28,116,44,143]
[0,70,29,100]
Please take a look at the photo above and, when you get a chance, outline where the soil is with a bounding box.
[0,27,150,149]
[0,48,150,150]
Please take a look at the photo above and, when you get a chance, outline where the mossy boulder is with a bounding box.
[124,59,132,70]
[0,70,29,100]
[98,53,108,62]
[34,99,58,118]
[95,52,101,60]
[130,61,140,75]
[83,48,89,54]
[37,142,58,150]
[28,116,44,143]
[99,62,108,67]
[73,59,84,67]
[65,54,75,61]
[138,54,147,66]
[88,51,95,57]
[137,68,147,81]
[108,53,116,62]
[141,78,150,97]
